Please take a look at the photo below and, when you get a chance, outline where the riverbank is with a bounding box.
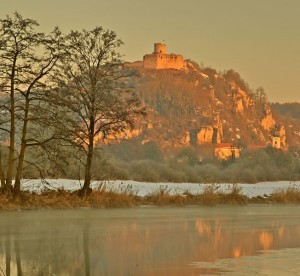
[1,182,300,210]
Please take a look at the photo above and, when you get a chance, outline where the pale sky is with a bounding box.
[1,0,300,102]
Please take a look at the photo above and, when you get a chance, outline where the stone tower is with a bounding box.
[154,43,167,54]
[143,43,186,70]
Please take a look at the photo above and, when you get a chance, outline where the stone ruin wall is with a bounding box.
[143,54,158,69]
[157,53,185,69]
[143,43,186,70]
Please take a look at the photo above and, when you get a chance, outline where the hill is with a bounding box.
[91,60,300,183]
[122,60,300,151]
[270,102,300,146]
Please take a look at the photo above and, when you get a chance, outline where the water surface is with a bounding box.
[0,205,300,275]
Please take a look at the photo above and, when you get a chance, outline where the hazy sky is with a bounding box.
[1,0,300,102]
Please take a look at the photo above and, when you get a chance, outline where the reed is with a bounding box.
[1,183,300,210]
[269,186,300,203]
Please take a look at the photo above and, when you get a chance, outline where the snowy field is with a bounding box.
[21,179,300,198]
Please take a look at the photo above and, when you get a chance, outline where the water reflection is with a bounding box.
[0,206,299,275]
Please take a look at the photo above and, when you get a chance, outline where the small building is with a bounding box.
[272,136,281,149]
[143,43,186,70]
[214,143,240,160]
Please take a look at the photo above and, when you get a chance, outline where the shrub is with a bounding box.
[270,186,300,203]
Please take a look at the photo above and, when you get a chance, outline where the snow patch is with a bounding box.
[200,73,209,79]
[20,179,300,198]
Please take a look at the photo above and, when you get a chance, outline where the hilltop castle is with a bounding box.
[143,43,186,70]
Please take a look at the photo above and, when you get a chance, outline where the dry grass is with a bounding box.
[144,185,187,206]
[218,184,248,205]
[181,184,248,206]
[1,183,300,210]
[89,183,140,207]
[269,186,300,203]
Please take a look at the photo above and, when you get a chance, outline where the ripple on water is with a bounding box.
[191,248,300,275]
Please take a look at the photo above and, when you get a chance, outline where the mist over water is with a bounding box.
[0,206,300,275]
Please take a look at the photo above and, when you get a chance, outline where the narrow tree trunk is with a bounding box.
[82,119,95,196]
[0,151,6,188]
[82,141,94,193]
[6,57,17,190]
[14,97,30,195]
[6,116,15,189]
[13,141,26,195]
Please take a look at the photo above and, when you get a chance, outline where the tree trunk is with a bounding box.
[82,141,94,195]
[6,115,15,189]
[14,97,30,195]
[0,151,6,188]
[6,57,17,190]
[82,119,95,196]
[13,140,26,195]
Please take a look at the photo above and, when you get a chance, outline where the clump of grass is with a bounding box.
[89,183,140,207]
[19,189,89,209]
[0,193,20,210]
[218,184,248,205]
[189,183,247,206]
[198,183,220,206]
[144,185,187,206]
[270,185,300,203]
[0,183,141,210]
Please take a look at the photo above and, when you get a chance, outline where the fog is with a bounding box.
[1,206,300,275]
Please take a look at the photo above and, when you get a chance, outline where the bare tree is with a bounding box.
[0,12,64,194]
[47,27,145,195]
[254,86,268,104]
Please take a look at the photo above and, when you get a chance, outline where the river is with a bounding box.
[0,205,300,275]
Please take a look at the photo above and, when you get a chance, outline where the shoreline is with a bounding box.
[1,180,300,210]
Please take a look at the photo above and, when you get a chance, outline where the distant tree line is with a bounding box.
[22,137,300,184]
[271,102,300,119]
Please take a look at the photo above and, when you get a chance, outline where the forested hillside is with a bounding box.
[271,103,300,119]
[94,61,300,183]
[122,61,300,150]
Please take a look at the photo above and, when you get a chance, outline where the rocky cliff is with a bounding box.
[122,61,297,150]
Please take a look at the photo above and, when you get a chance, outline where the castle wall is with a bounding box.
[143,54,158,69]
[156,54,185,69]
[143,53,185,69]
[143,43,186,70]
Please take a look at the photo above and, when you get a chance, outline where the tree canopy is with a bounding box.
[0,12,145,195]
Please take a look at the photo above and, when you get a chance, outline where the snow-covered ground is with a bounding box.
[21,179,300,198]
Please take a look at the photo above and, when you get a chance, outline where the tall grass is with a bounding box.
[269,185,300,203]
[2,183,300,210]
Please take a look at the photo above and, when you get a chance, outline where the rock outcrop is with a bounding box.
[261,105,276,131]
[120,60,297,150]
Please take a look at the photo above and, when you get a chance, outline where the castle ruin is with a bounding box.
[143,43,186,70]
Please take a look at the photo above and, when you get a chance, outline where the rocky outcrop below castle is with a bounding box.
[122,60,298,150]
[261,105,276,131]
[181,126,222,145]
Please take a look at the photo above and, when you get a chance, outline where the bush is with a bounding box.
[270,186,300,203]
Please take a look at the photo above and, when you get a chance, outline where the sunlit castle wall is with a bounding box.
[154,43,167,54]
[143,43,186,70]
